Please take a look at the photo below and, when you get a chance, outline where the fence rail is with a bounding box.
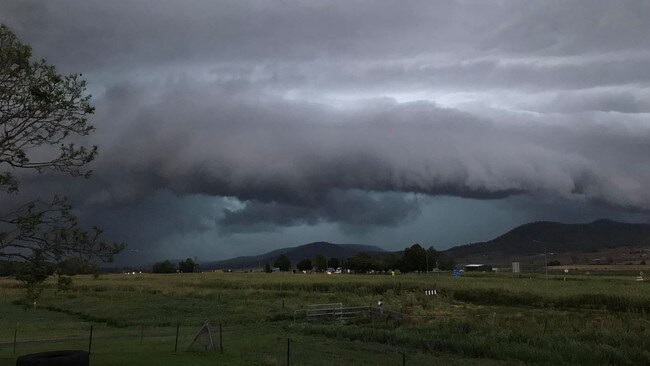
[294,304,405,322]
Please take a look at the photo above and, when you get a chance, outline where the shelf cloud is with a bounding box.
[2,0,650,260]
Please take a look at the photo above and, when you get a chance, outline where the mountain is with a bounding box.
[204,242,386,270]
[445,219,650,261]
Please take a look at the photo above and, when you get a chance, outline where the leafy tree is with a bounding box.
[0,25,123,293]
[15,254,52,303]
[273,255,291,271]
[296,258,312,271]
[380,252,401,271]
[313,254,327,272]
[345,252,378,273]
[437,251,456,271]
[327,257,340,268]
[152,260,176,273]
[57,275,73,291]
[264,262,272,273]
[58,256,97,275]
[178,258,196,273]
[399,244,427,273]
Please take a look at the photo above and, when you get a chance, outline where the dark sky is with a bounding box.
[2,1,650,264]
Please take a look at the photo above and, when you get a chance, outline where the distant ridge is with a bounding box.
[204,242,385,270]
[445,219,650,259]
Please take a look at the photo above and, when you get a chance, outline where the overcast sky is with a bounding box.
[2,1,650,264]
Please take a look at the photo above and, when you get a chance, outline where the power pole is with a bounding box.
[544,246,548,279]
[533,240,549,279]
[426,253,429,274]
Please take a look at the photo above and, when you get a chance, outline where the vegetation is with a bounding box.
[178,258,196,273]
[0,270,649,365]
[313,254,327,272]
[327,257,340,268]
[296,259,312,271]
[0,24,123,300]
[273,255,291,271]
[152,260,176,273]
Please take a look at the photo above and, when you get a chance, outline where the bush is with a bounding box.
[57,276,73,291]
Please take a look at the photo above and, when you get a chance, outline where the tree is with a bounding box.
[313,254,327,272]
[380,252,401,271]
[437,251,456,271]
[152,260,176,273]
[327,257,340,269]
[273,255,291,271]
[264,263,272,273]
[178,258,196,273]
[399,244,427,273]
[345,252,378,273]
[58,256,97,275]
[296,258,312,271]
[0,25,123,286]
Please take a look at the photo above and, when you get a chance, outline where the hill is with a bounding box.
[445,219,650,262]
[204,242,385,270]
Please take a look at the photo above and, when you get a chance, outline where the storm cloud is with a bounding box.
[2,0,650,261]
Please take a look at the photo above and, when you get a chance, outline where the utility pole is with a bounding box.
[544,246,548,279]
[533,240,548,279]
[426,252,429,274]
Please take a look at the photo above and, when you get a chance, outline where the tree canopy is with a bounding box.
[313,254,327,272]
[152,260,176,274]
[273,254,291,271]
[296,258,312,271]
[178,258,196,273]
[0,24,123,271]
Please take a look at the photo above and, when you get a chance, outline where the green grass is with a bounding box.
[0,271,649,365]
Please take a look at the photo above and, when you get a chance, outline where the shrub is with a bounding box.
[57,276,73,291]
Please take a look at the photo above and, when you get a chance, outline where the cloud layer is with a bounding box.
[2,1,650,260]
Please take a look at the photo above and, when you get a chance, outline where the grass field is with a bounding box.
[1,271,649,365]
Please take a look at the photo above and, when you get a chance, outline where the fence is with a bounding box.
[294,303,406,322]
[0,322,422,365]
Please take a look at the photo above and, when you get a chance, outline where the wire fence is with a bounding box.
[0,320,427,366]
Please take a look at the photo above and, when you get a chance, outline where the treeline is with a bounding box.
[0,257,98,277]
[151,258,198,273]
[267,244,455,273]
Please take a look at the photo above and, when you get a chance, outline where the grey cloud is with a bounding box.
[2,1,650,260]
[78,80,650,214]
[520,89,650,114]
[219,190,422,235]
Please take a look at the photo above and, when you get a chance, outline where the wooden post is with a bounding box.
[402,352,406,366]
[219,323,223,354]
[88,325,93,355]
[174,324,180,353]
[13,328,17,354]
[286,338,290,366]
[140,325,144,345]
[543,318,548,334]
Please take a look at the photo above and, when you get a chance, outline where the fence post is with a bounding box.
[140,325,144,345]
[543,318,548,333]
[286,338,290,366]
[174,324,180,353]
[219,323,223,354]
[88,325,93,355]
[13,328,17,354]
[402,352,406,366]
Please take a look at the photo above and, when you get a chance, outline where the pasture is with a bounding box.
[1,271,649,365]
